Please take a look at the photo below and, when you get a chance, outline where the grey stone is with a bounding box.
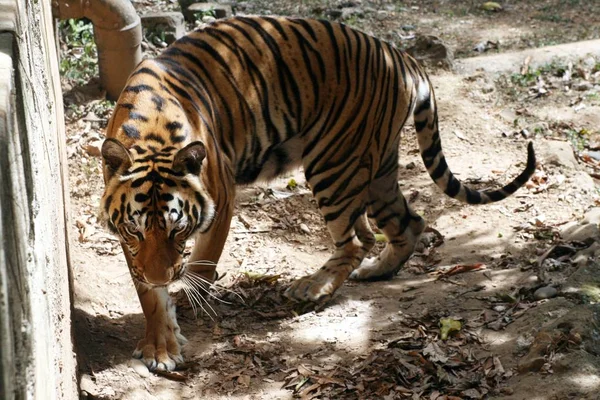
[585,151,600,161]
[141,12,185,44]
[515,334,534,352]
[80,374,99,396]
[177,0,207,14]
[341,7,364,20]
[326,9,343,18]
[540,140,579,170]
[573,81,593,91]
[406,35,453,69]
[185,3,233,21]
[526,121,549,135]
[562,209,600,242]
[129,358,151,378]
[583,208,600,225]
[402,24,416,31]
[534,286,558,300]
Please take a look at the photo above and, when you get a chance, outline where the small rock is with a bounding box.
[534,286,558,300]
[540,140,579,170]
[375,10,388,21]
[141,12,186,44]
[582,56,597,69]
[80,374,98,396]
[299,223,311,234]
[325,9,343,18]
[583,207,600,225]
[177,0,206,17]
[493,305,507,312]
[572,81,593,91]
[185,3,233,22]
[481,83,495,94]
[585,151,600,161]
[129,358,151,378]
[518,356,546,373]
[516,334,534,352]
[341,7,364,20]
[562,207,600,242]
[405,161,416,169]
[406,35,453,69]
[401,24,415,31]
[473,40,498,53]
[529,214,546,227]
[526,121,549,135]
[84,139,102,158]
[202,15,217,23]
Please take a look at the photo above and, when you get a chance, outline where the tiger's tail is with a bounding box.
[412,77,536,205]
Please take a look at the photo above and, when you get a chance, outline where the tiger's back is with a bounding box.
[100,16,535,371]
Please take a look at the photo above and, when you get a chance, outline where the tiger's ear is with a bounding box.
[172,141,206,176]
[101,138,132,179]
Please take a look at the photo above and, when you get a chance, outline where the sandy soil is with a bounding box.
[63,1,600,399]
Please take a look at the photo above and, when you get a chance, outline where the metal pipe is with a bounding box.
[52,0,142,100]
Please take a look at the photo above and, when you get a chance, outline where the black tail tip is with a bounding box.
[526,141,536,172]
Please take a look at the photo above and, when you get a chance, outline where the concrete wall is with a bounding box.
[0,0,76,399]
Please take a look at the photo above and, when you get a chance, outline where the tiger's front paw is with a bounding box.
[285,267,351,303]
[133,326,188,371]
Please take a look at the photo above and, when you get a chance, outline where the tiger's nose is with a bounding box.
[143,267,175,285]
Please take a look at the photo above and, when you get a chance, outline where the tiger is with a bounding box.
[99,16,536,371]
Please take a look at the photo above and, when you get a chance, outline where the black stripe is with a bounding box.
[414,118,428,132]
[429,157,448,181]
[132,145,147,154]
[289,18,317,41]
[129,112,148,122]
[444,176,461,198]
[145,133,166,144]
[129,166,149,174]
[124,84,154,93]
[135,193,150,203]
[151,95,164,111]
[122,124,140,139]
[104,195,113,213]
[466,188,483,204]
[132,67,161,80]
[414,95,431,115]
[161,193,174,202]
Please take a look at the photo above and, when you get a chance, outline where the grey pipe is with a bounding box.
[52,0,142,100]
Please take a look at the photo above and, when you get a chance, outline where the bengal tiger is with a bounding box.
[100,16,535,371]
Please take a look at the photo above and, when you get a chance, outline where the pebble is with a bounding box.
[572,81,593,91]
[533,286,558,300]
[299,223,311,234]
[585,151,600,161]
[516,334,534,352]
[129,358,151,378]
[401,24,415,31]
[493,305,507,312]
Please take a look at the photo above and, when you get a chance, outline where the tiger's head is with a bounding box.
[99,138,215,286]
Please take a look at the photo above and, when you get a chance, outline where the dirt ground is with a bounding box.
[63,1,600,399]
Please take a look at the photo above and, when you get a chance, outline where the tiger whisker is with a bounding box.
[185,271,245,303]
[187,284,218,319]
[182,285,198,317]
[183,260,217,266]
[182,276,217,321]
[184,273,234,305]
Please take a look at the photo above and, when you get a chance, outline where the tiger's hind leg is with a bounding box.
[350,168,425,281]
[286,212,374,302]
[286,167,373,303]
